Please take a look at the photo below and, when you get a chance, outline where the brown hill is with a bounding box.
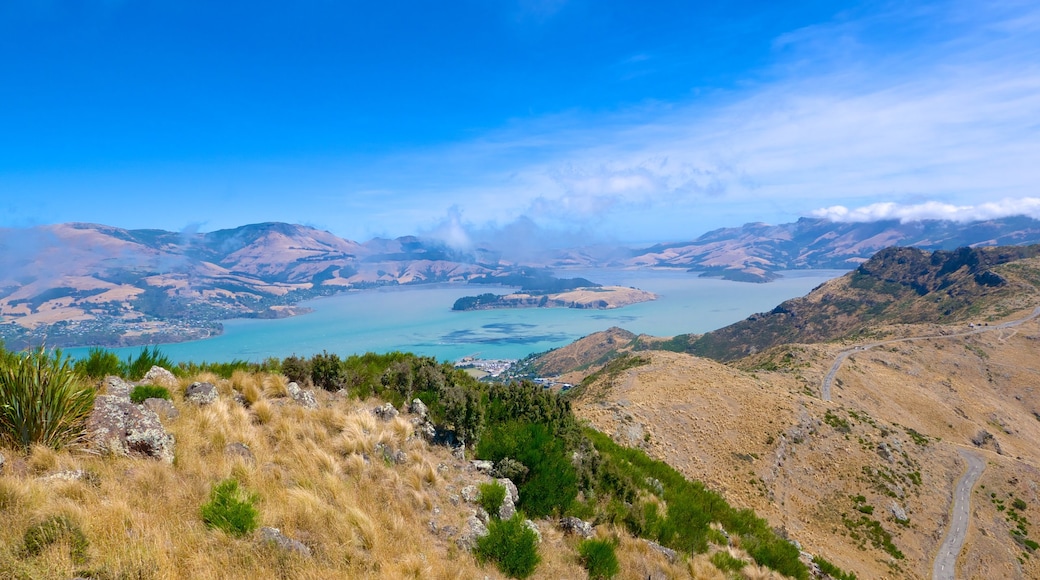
[569,305,1040,579]
[681,245,1040,361]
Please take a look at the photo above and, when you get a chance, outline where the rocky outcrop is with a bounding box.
[286,382,318,409]
[258,527,311,558]
[102,376,133,398]
[559,516,595,539]
[142,366,178,388]
[456,513,489,550]
[86,395,175,463]
[497,478,519,521]
[143,398,179,420]
[185,382,218,405]
[372,402,398,421]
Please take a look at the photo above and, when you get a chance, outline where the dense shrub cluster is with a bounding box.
[478,482,507,518]
[578,538,619,579]
[475,514,540,579]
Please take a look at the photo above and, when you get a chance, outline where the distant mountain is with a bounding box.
[0,222,504,348]
[4,216,1040,348]
[675,244,1040,361]
[627,216,1040,281]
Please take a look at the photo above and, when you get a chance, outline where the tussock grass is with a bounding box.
[0,370,750,579]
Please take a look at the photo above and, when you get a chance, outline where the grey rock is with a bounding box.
[372,402,399,421]
[498,491,516,521]
[142,398,179,420]
[0,451,5,473]
[889,501,909,522]
[461,485,479,503]
[102,376,133,399]
[411,418,436,441]
[286,382,318,409]
[475,507,490,526]
[259,526,311,558]
[409,398,429,419]
[471,460,494,472]
[38,469,94,483]
[142,366,178,388]
[87,395,176,463]
[456,514,489,550]
[524,519,542,544]
[452,445,466,460]
[645,540,677,563]
[185,382,218,405]
[559,516,595,539]
[225,442,256,465]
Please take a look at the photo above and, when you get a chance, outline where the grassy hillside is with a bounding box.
[677,245,1040,361]
[0,347,829,579]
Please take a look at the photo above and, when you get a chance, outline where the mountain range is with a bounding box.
[3,216,1040,348]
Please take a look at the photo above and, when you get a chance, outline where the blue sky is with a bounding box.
[2,1,1039,245]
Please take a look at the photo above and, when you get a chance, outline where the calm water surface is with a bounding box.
[67,269,846,363]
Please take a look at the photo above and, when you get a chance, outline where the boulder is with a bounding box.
[142,398,179,420]
[0,451,5,473]
[102,376,133,399]
[372,402,398,421]
[142,366,179,388]
[87,395,176,463]
[455,514,489,550]
[645,540,677,563]
[496,478,519,520]
[258,527,311,558]
[471,460,493,472]
[408,398,429,419]
[889,501,909,523]
[185,382,218,405]
[225,442,256,465]
[559,516,595,539]
[285,382,318,409]
[461,485,479,504]
[524,519,542,544]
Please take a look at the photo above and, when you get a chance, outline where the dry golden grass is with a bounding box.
[0,371,748,579]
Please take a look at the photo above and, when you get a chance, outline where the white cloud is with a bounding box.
[811,197,1040,223]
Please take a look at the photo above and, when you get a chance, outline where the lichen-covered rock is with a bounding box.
[87,395,175,463]
[372,402,398,421]
[497,478,519,520]
[889,501,909,522]
[524,519,542,544]
[645,540,677,563]
[142,366,178,388]
[259,527,311,557]
[461,485,479,504]
[559,516,594,539]
[408,398,428,419]
[471,460,493,472]
[286,382,318,409]
[185,382,218,405]
[102,376,133,399]
[143,398,179,420]
[455,513,489,550]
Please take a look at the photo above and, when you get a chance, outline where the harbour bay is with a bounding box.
[66,269,847,364]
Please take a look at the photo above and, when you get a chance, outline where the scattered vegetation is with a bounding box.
[21,514,89,563]
[578,538,620,579]
[813,554,858,580]
[475,514,541,579]
[200,479,260,537]
[129,384,171,404]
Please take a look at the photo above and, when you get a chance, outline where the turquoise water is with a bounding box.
[65,269,846,364]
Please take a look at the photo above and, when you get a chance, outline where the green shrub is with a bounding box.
[123,346,174,381]
[1013,498,1028,511]
[129,384,171,404]
[310,350,345,391]
[812,555,857,580]
[475,514,540,578]
[479,482,507,518]
[281,354,311,385]
[22,514,89,563]
[578,538,619,579]
[73,347,123,380]
[477,420,577,517]
[710,550,746,572]
[0,347,96,449]
[200,479,259,537]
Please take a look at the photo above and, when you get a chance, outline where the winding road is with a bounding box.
[817,307,1040,577]
[932,449,985,580]
[821,306,1040,401]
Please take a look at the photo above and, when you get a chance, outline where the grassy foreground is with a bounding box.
[0,347,835,579]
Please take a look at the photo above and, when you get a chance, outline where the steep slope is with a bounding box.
[681,245,1040,361]
[570,305,1040,579]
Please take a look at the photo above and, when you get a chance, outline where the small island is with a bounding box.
[453,273,657,311]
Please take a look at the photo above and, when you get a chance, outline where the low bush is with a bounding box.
[812,555,857,580]
[129,384,171,404]
[479,481,507,518]
[22,514,89,563]
[73,347,123,380]
[123,346,175,381]
[475,514,540,579]
[0,347,96,449]
[578,538,619,579]
[710,550,746,572]
[200,479,260,537]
